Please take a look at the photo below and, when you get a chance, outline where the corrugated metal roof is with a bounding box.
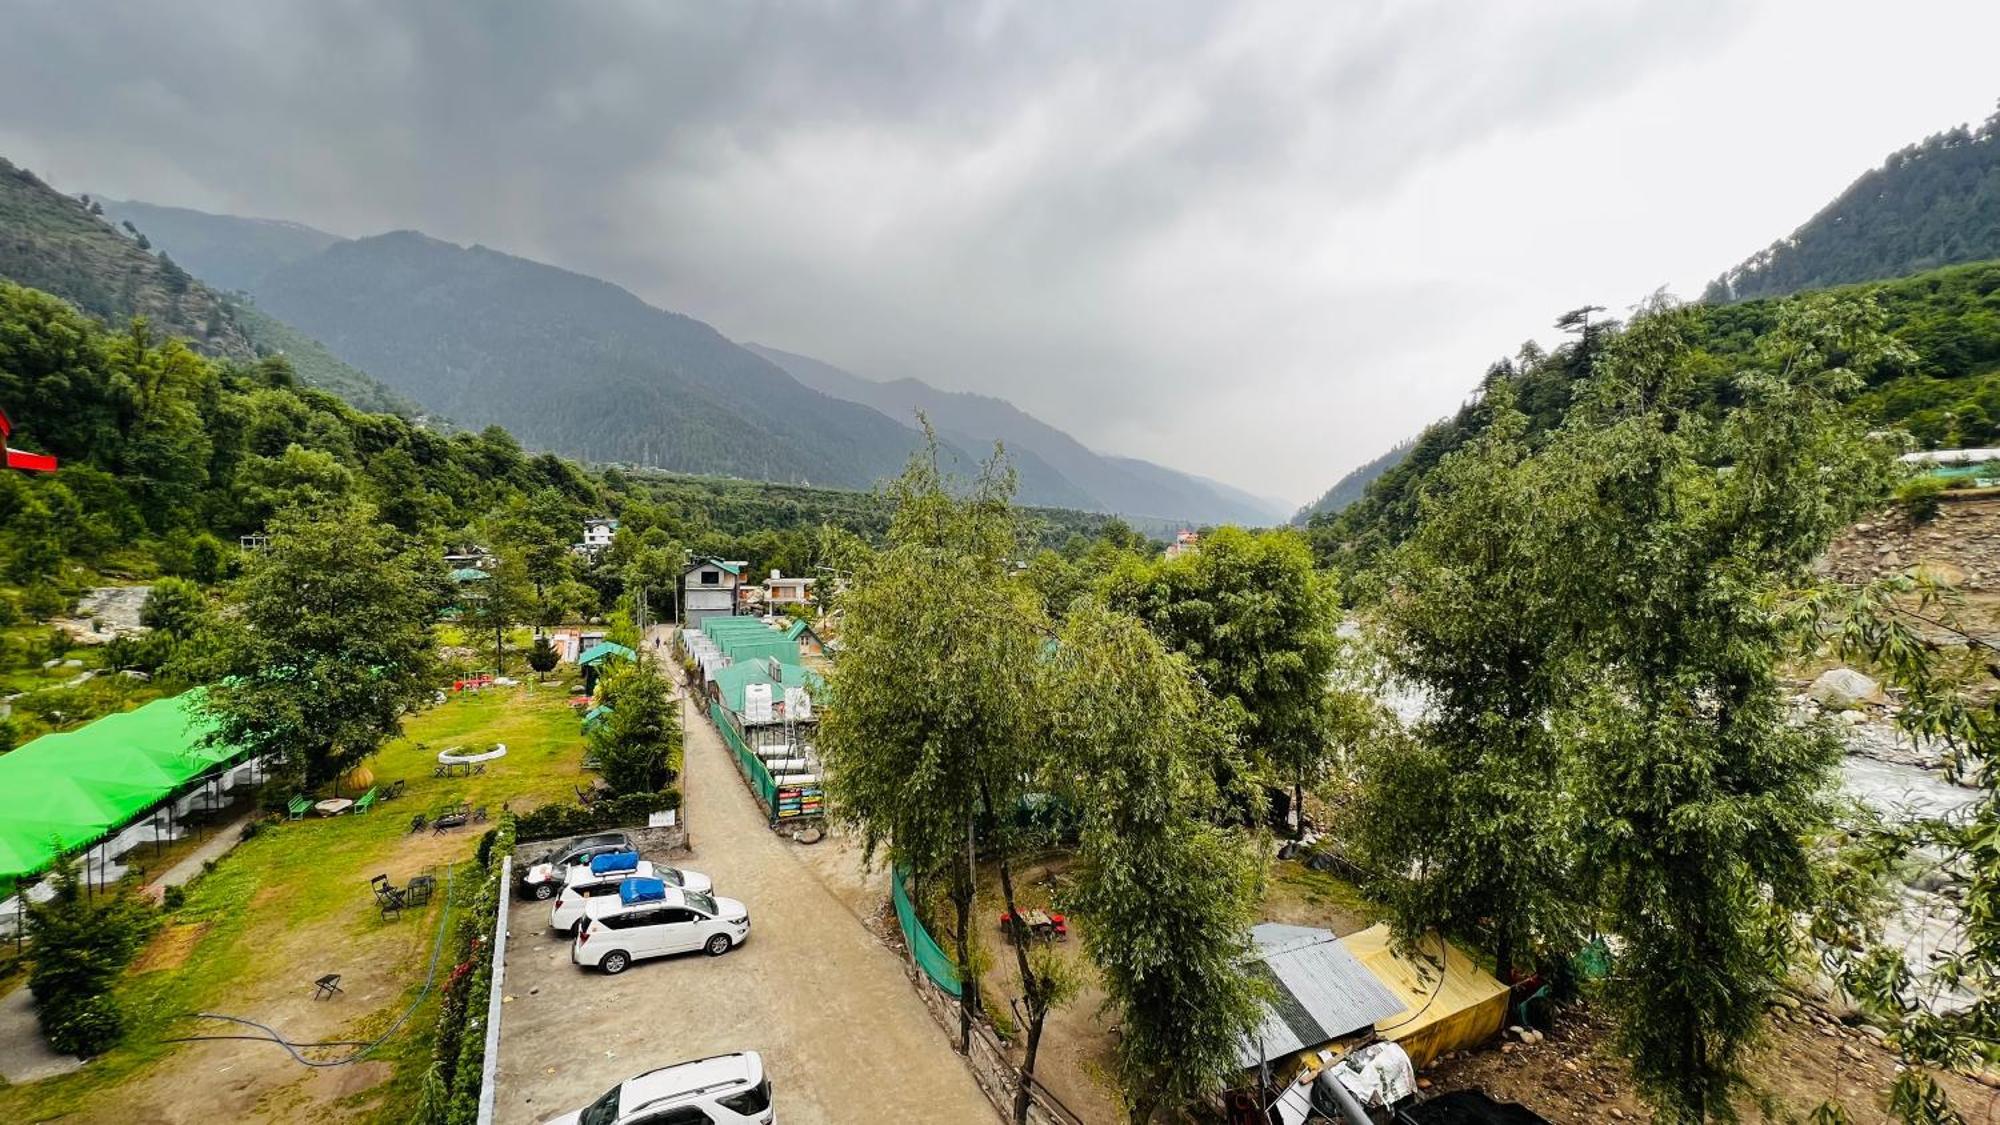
[1238,923,1407,1068]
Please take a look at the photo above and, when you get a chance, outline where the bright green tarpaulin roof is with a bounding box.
[0,691,244,882]
[578,641,637,667]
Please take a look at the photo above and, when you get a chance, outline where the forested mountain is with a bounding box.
[97,198,342,293]
[234,232,955,490]
[1307,259,2000,570]
[0,159,252,357]
[1708,104,2000,302]
[1291,439,1413,523]
[746,342,1287,525]
[0,160,417,416]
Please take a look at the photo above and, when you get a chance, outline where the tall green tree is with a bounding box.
[1349,377,1589,981]
[588,657,682,795]
[199,500,441,788]
[819,431,1042,1053]
[1556,295,1901,1121]
[1042,602,1264,1123]
[1102,526,1343,833]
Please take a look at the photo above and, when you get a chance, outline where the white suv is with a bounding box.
[546,1051,773,1125]
[572,885,750,973]
[550,861,660,933]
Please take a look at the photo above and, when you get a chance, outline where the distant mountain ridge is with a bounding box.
[745,343,1288,525]
[0,159,417,415]
[98,198,342,293]
[246,230,948,490]
[1292,440,1412,524]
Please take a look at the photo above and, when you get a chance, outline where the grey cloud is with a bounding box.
[0,0,1891,501]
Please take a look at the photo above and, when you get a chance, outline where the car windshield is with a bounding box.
[659,868,683,886]
[685,891,719,917]
[578,1083,622,1125]
[530,849,556,866]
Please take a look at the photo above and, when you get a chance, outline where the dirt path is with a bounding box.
[493,649,995,1124]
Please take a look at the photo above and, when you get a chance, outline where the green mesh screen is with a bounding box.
[892,866,962,997]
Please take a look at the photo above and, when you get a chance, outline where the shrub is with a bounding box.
[46,993,125,1058]
[514,789,681,842]
[1897,475,1947,521]
[162,884,186,911]
[26,867,158,1059]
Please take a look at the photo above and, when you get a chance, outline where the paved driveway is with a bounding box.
[494,659,994,1124]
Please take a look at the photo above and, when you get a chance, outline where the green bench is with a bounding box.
[286,794,313,820]
[354,786,380,814]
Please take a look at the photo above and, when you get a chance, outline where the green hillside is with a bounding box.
[1708,104,2000,302]
[96,197,341,293]
[1308,258,2000,569]
[0,159,418,417]
[0,159,251,357]
[250,231,955,490]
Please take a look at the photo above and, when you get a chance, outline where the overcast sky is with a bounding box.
[3,1,1996,506]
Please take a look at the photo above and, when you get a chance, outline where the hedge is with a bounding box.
[514,789,681,842]
[413,812,516,1125]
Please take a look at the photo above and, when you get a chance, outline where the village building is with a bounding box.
[1165,528,1200,559]
[764,570,815,608]
[574,517,619,556]
[681,558,744,628]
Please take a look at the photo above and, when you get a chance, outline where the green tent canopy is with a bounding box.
[577,641,637,667]
[0,692,246,884]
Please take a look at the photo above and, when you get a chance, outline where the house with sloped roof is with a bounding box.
[681,558,742,628]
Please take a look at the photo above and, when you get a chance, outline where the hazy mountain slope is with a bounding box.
[0,158,252,357]
[225,299,422,416]
[253,232,944,487]
[746,342,1285,525]
[0,166,421,418]
[97,198,343,292]
[1293,440,1413,523]
[1709,106,2000,302]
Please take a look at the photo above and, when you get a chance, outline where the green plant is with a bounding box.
[1896,475,1947,521]
[25,866,158,1059]
[513,790,680,841]
[162,885,186,911]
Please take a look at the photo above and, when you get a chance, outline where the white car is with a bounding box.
[549,860,659,933]
[544,1051,773,1125]
[572,883,750,973]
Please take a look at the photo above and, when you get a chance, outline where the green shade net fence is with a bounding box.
[711,702,778,816]
[892,866,962,997]
[0,690,245,890]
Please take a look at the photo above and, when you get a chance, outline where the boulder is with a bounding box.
[1810,668,1887,710]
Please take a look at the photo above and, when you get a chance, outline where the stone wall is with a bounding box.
[509,823,687,867]
[1821,494,2000,590]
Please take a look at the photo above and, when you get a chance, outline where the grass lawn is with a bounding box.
[0,683,587,1123]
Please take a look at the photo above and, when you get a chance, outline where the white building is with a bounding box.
[577,518,619,555]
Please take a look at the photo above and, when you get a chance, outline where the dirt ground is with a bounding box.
[1426,1001,2000,1123]
[491,657,994,1125]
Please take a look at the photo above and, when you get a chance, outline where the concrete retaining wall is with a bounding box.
[510,823,688,868]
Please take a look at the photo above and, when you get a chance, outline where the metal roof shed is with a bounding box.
[1238,923,1407,1069]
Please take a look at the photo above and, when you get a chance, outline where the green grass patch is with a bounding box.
[0,684,585,1122]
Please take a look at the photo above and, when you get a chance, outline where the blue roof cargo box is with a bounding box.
[619,877,667,906]
[590,850,641,876]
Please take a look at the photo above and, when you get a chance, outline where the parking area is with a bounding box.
[493,662,995,1125]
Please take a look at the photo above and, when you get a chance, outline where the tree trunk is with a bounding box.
[953,811,980,1054]
[988,779,1043,1125]
[1293,778,1305,840]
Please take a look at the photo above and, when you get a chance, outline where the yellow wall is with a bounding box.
[1338,923,1509,1068]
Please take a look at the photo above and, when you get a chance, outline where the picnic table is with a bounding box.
[314,798,354,817]
[1000,908,1068,943]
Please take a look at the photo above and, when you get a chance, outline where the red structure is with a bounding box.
[1,407,57,472]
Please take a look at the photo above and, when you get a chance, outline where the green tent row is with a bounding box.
[0,690,245,884]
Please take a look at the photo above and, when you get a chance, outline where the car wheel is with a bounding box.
[601,950,630,975]
[531,882,555,901]
[705,934,732,957]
